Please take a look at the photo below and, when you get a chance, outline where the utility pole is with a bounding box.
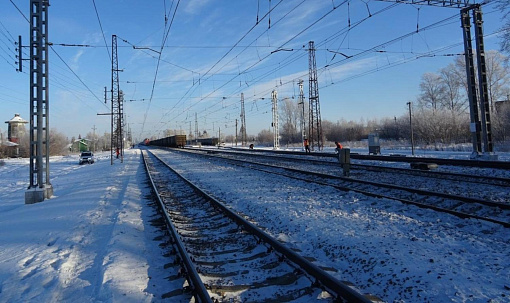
[407,102,415,156]
[195,112,198,144]
[240,93,247,146]
[26,0,53,204]
[235,119,238,146]
[308,41,323,151]
[298,79,306,151]
[189,121,192,143]
[376,0,495,159]
[111,35,123,164]
[271,90,279,150]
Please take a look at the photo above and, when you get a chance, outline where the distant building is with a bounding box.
[4,113,28,144]
[70,138,90,152]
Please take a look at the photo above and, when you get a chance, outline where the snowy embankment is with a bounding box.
[0,150,176,302]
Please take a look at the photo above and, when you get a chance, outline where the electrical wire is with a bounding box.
[91,0,112,63]
[138,0,181,139]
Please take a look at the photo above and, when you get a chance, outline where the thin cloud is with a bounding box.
[183,0,212,15]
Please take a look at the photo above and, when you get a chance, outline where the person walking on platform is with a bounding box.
[304,138,310,153]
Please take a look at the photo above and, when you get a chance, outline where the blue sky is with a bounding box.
[0,0,506,141]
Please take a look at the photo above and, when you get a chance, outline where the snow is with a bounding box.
[1,148,509,302]
[0,150,179,302]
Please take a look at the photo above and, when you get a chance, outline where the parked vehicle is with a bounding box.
[79,151,95,165]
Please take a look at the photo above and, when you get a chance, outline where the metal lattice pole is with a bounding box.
[26,0,52,204]
[461,8,483,156]
[376,0,496,159]
[298,79,306,151]
[473,6,494,154]
[240,93,247,146]
[308,41,323,151]
[111,35,122,164]
[271,90,279,150]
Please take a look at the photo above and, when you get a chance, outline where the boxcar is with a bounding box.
[149,135,186,148]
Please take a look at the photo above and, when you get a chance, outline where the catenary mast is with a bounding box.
[26,0,53,204]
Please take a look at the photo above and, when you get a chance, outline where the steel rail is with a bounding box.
[184,148,510,210]
[226,147,510,169]
[148,149,374,303]
[188,147,510,186]
[178,149,510,228]
[141,150,212,303]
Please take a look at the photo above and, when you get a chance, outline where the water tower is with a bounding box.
[5,113,28,144]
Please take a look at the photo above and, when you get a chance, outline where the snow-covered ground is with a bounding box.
[0,150,178,302]
[1,148,509,302]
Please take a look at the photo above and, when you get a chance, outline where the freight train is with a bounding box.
[146,135,186,148]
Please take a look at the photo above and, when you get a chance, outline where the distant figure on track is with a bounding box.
[249,143,254,149]
[335,141,343,154]
[304,138,310,153]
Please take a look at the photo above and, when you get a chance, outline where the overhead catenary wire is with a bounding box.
[8,0,109,112]
[138,0,181,139]
[158,0,356,131]
[156,0,308,131]
[50,46,108,109]
[160,5,493,134]
[91,0,112,63]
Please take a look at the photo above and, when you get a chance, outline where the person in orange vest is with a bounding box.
[335,141,343,153]
[116,147,120,159]
[304,138,310,153]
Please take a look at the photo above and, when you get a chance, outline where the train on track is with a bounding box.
[144,135,222,148]
[145,135,187,148]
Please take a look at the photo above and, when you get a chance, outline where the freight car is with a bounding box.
[149,135,186,148]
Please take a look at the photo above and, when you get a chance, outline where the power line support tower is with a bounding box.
[111,35,123,164]
[271,90,279,150]
[308,41,323,151]
[240,93,247,146]
[375,0,495,160]
[26,0,53,204]
[195,112,198,144]
[471,6,495,159]
[298,79,306,151]
[461,7,483,157]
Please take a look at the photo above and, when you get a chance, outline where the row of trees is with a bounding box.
[0,130,114,158]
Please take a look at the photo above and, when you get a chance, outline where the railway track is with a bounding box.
[142,150,376,302]
[179,148,510,228]
[189,148,510,188]
[217,150,510,204]
[231,147,510,169]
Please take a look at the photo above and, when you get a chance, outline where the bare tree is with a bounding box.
[48,129,68,156]
[256,129,273,146]
[485,50,510,111]
[279,97,300,143]
[496,0,510,55]
[439,64,466,112]
[418,73,445,111]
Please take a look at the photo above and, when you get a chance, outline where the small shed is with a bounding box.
[71,139,90,152]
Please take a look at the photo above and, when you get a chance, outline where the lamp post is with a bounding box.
[407,102,415,156]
